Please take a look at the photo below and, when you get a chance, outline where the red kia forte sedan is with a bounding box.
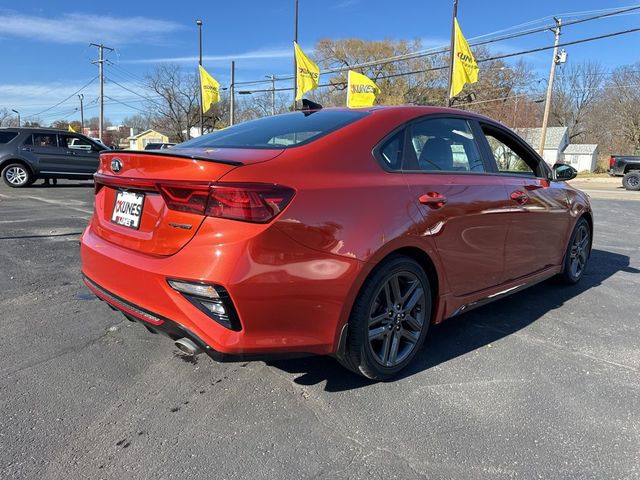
[80,106,592,379]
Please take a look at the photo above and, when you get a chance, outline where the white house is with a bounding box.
[516,127,569,166]
[562,144,599,172]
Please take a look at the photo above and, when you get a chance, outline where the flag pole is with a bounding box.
[293,0,299,109]
[446,0,458,107]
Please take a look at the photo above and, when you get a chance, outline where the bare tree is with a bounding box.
[594,64,640,154]
[123,114,153,133]
[550,61,605,141]
[313,38,445,107]
[0,108,19,127]
[145,65,199,142]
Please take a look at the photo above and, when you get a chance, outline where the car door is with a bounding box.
[477,123,572,282]
[23,132,67,173]
[59,134,102,174]
[401,116,511,297]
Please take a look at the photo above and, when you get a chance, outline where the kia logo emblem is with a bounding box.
[111,158,123,173]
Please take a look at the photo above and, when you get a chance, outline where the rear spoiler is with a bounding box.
[99,149,243,167]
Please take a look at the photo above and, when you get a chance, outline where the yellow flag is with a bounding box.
[294,42,320,101]
[199,65,220,113]
[450,18,479,98]
[346,70,380,108]
[68,124,76,133]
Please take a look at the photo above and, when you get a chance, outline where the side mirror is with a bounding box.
[552,163,577,181]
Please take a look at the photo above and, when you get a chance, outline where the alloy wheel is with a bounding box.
[367,271,426,367]
[569,223,590,279]
[5,166,28,186]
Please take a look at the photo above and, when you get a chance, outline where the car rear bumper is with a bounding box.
[80,219,364,356]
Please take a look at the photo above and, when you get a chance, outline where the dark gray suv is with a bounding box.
[0,128,109,188]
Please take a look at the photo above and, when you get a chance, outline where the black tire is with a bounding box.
[622,171,640,191]
[343,255,431,380]
[558,217,591,284]
[2,162,33,188]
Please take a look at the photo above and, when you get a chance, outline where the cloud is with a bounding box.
[332,0,359,8]
[122,48,293,65]
[0,12,182,45]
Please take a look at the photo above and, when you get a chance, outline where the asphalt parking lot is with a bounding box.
[1,179,639,480]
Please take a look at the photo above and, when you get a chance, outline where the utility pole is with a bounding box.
[293,0,299,108]
[78,94,84,133]
[267,74,276,115]
[446,0,459,106]
[196,19,204,136]
[230,61,235,126]
[539,17,562,157]
[90,43,114,143]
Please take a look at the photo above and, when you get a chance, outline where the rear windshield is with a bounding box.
[176,110,368,149]
[0,131,18,144]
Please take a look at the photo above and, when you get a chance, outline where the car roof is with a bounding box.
[300,105,497,124]
[0,127,85,134]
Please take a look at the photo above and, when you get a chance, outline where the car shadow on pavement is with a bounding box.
[267,249,638,392]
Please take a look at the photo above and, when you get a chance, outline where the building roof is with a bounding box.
[127,129,170,140]
[563,144,599,155]
[516,127,568,150]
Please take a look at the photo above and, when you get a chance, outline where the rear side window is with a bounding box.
[0,132,18,144]
[176,110,368,149]
[24,133,58,148]
[377,131,404,170]
[406,118,485,173]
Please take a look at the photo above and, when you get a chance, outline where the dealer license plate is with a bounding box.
[111,191,144,229]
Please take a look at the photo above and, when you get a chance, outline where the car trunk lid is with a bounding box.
[91,149,284,256]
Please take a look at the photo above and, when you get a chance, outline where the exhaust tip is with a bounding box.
[174,337,202,356]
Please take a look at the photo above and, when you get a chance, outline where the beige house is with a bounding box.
[128,129,170,150]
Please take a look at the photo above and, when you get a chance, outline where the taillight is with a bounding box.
[205,184,295,222]
[157,184,210,215]
[609,156,615,168]
[158,182,295,223]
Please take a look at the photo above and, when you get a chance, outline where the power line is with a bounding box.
[24,77,98,119]
[103,95,150,113]
[234,3,640,87]
[234,26,640,95]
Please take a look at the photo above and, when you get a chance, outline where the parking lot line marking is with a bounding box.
[22,195,93,214]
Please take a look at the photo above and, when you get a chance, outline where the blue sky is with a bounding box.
[1,0,639,124]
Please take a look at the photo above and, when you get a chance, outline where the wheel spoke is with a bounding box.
[401,280,418,304]
[369,326,387,341]
[390,275,402,305]
[380,333,392,364]
[369,312,388,326]
[382,283,393,310]
[400,328,419,344]
[387,332,400,366]
[404,313,422,331]
[403,287,424,312]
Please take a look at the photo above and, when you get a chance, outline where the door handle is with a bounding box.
[510,190,529,205]
[418,192,447,209]
[21,147,33,152]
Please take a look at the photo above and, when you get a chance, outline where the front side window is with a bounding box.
[407,118,484,173]
[481,126,543,177]
[176,110,368,150]
[60,134,93,151]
